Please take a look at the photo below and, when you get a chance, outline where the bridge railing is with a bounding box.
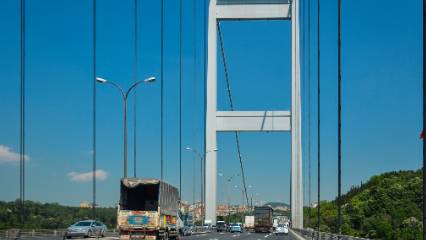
[0,229,119,239]
[293,228,370,240]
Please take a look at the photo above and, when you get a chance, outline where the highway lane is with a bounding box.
[183,232,296,240]
[16,232,297,240]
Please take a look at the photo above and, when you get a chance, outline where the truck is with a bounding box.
[254,206,273,233]
[244,216,254,231]
[117,178,180,240]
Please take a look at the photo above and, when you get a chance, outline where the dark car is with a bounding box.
[180,225,194,236]
[216,221,226,232]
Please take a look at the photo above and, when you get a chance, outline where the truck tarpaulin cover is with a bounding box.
[120,178,179,216]
[255,206,273,226]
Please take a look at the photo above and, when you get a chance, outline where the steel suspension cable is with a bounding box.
[317,0,321,237]
[160,0,164,181]
[302,0,307,211]
[92,0,97,219]
[217,22,250,207]
[337,0,342,234]
[179,0,183,204]
[20,0,26,227]
[307,0,312,221]
[203,0,208,219]
[423,1,426,239]
[192,0,197,207]
[133,0,139,178]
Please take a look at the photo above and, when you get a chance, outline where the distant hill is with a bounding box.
[264,202,290,209]
[304,169,422,239]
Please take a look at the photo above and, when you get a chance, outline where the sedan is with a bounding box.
[65,220,107,238]
[230,224,243,233]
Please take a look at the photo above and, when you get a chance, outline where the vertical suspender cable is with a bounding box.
[307,0,312,227]
[423,0,426,239]
[192,0,197,208]
[133,0,138,178]
[203,0,208,220]
[92,0,97,219]
[160,0,164,181]
[20,0,26,227]
[179,0,183,204]
[302,0,307,211]
[337,0,342,235]
[317,0,321,237]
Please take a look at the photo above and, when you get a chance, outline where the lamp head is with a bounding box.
[144,76,156,83]
[96,77,107,83]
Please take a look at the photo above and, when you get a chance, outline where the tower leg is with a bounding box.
[205,0,218,225]
[291,0,303,229]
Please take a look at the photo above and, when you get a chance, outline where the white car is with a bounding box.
[230,224,243,233]
[275,224,289,235]
[65,220,107,238]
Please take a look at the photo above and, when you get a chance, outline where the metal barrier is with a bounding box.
[0,229,118,240]
[293,228,370,240]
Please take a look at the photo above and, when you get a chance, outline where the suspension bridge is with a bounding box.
[3,0,425,240]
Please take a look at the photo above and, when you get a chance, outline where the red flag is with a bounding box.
[421,130,424,139]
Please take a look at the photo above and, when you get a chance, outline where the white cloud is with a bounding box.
[67,169,108,182]
[0,145,30,164]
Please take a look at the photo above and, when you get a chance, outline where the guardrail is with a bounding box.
[0,227,214,239]
[0,229,119,239]
[293,228,370,240]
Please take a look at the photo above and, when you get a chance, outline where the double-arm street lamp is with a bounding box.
[96,76,156,178]
[219,172,239,224]
[185,147,218,224]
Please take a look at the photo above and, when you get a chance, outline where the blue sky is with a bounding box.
[0,0,422,207]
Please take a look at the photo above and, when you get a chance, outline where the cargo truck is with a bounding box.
[244,216,254,231]
[254,206,273,233]
[117,178,180,240]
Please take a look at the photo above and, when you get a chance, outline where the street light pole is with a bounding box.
[185,147,217,224]
[97,76,155,178]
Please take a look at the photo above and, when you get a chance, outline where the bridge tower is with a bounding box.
[205,0,303,228]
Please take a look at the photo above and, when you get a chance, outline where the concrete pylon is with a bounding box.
[205,0,303,229]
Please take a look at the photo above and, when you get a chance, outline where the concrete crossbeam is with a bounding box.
[216,111,291,132]
[215,4,291,20]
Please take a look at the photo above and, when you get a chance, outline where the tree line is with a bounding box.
[304,169,423,239]
[0,200,116,230]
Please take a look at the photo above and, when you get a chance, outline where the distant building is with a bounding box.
[80,201,92,208]
[180,201,191,214]
[217,204,230,216]
[80,201,97,208]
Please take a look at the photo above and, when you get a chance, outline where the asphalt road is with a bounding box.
[15,232,298,240]
[183,232,297,240]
